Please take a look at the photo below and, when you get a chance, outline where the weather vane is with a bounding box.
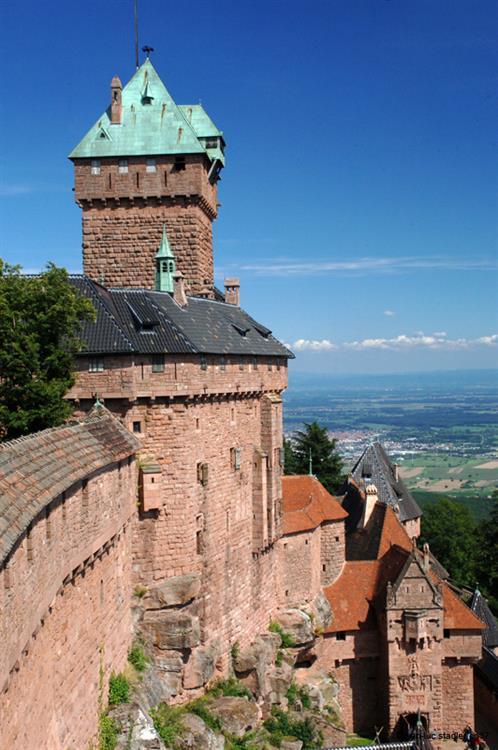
[142,45,154,58]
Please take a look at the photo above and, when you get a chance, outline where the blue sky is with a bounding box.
[0,0,496,373]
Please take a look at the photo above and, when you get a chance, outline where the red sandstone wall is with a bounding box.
[442,661,475,733]
[68,355,288,403]
[70,360,288,673]
[320,632,380,734]
[73,156,218,293]
[277,529,322,607]
[0,459,136,750]
[320,521,345,586]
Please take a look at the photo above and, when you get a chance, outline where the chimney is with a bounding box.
[362,484,378,527]
[110,75,123,124]
[224,277,240,306]
[422,542,430,572]
[173,271,188,307]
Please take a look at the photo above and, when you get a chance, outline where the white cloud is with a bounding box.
[239,256,498,276]
[286,332,498,353]
[290,338,336,352]
[384,309,396,317]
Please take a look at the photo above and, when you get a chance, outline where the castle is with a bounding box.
[0,60,491,750]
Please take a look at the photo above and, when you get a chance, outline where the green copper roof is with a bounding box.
[69,60,224,164]
[155,225,175,293]
[155,224,175,259]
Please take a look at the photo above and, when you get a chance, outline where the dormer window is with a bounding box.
[146,158,156,173]
[205,138,218,149]
[118,159,128,174]
[91,160,101,175]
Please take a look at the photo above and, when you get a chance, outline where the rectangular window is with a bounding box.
[200,355,207,371]
[252,358,258,371]
[231,447,242,470]
[219,357,226,371]
[133,421,142,434]
[239,360,245,371]
[174,157,186,172]
[88,357,104,372]
[118,159,128,174]
[336,632,346,641]
[146,158,156,173]
[91,159,101,175]
[268,362,273,372]
[197,462,209,486]
[152,354,165,373]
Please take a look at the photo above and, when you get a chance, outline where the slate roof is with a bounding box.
[476,646,498,691]
[282,475,347,535]
[470,588,498,648]
[69,59,224,165]
[0,406,138,567]
[69,276,293,358]
[350,442,422,522]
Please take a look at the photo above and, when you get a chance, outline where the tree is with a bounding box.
[284,421,344,494]
[475,490,498,613]
[0,260,94,440]
[419,497,477,589]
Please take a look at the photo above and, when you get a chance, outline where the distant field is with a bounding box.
[399,453,498,497]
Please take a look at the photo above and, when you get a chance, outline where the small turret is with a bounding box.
[110,75,122,124]
[155,225,176,293]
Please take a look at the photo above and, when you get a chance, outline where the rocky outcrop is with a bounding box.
[274,610,314,646]
[109,704,166,750]
[307,593,333,632]
[143,610,200,650]
[183,643,219,689]
[178,713,225,750]
[144,574,202,609]
[206,696,261,737]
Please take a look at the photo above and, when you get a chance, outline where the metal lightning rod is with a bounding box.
[134,0,139,69]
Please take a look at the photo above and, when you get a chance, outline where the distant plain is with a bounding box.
[284,369,498,519]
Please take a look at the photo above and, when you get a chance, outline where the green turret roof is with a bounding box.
[69,59,224,164]
[155,224,174,260]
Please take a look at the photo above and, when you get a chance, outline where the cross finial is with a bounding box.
[142,45,154,58]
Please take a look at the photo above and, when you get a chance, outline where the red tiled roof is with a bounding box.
[282,475,347,535]
[378,505,412,556]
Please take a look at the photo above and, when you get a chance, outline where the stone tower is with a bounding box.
[69,59,225,294]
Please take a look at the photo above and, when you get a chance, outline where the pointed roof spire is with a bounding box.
[156,224,175,259]
[155,225,176,293]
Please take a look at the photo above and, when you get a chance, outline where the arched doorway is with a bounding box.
[394,712,429,740]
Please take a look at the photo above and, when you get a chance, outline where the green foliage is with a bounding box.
[108,673,130,706]
[284,421,344,494]
[225,730,258,750]
[475,491,498,612]
[189,699,222,732]
[133,585,148,598]
[269,620,295,648]
[0,260,95,440]
[286,683,311,710]
[231,641,240,662]
[275,650,283,667]
[420,497,477,588]
[208,677,252,699]
[128,643,149,673]
[151,705,185,748]
[99,713,118,750]
[263,708,322,749]
[346,734,373,746]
